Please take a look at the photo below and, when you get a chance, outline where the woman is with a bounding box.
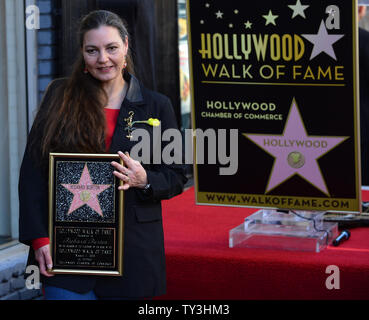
[18,10,187,300]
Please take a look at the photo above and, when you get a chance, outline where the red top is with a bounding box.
[31,108,120,251]
[104,108,120,151]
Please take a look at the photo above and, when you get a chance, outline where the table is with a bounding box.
[158,187,369,300]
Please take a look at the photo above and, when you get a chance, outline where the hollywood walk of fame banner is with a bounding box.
[187,0,361,212]
[48,153,124,276]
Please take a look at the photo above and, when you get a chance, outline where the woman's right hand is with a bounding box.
[34,244,54,277]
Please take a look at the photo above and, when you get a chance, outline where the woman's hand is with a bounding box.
[34,244,54,277]
[111,151,148,191]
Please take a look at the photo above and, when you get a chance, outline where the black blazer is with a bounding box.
[18,74,187,298]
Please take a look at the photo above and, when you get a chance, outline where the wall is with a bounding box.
[0,245,42,300]
[37,0,61,103]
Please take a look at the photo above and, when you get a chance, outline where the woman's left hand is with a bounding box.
[111,151,148,191]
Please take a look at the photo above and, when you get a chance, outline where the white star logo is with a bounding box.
[215,10,224,19]
[244,21,252,29]
[263,10,278,26]
[302,20,344,60]
[288,0,309,19]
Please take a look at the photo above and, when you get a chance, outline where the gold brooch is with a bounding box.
[124,111,161,140]
[124,111,135,139]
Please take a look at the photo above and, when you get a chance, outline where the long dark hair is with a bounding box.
[31,10,134,161]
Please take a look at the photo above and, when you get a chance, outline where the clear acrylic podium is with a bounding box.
[229,209,339,252]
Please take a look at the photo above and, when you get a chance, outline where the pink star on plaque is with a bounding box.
[61,164,111,216]
[244,98,348,195]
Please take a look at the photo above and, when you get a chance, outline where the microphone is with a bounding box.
[332,230,351,247]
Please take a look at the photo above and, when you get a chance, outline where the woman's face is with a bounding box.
[82,25,128,83]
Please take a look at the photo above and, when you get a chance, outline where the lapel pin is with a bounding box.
[124,111,161,140]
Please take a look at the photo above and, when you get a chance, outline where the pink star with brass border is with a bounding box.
[61,164,111,216]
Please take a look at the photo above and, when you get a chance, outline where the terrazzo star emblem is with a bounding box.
[243,99,348,195]
[62,164,111,216]
[302,20,344,60]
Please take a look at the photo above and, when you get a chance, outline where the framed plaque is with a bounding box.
[48,153,124,276]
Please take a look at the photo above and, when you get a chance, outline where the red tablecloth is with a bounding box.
[159,187,369,300]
